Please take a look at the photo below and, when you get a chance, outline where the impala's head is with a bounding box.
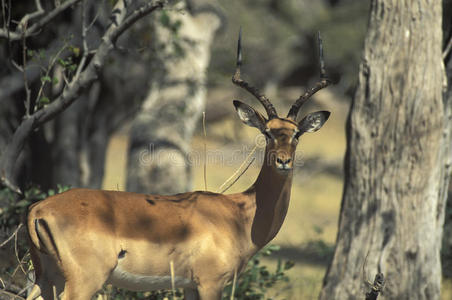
[232,29,331,172]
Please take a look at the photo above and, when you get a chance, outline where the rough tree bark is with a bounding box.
[320,1,451,299]
[127,1,220,194]
[441,0,452,279]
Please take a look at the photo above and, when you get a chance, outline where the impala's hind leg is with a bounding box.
[184,288,200,300]
[59,251,117,300]
[60,269,110,300]
[27,252,64,300]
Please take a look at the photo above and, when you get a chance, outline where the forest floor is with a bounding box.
[102,89,452,299]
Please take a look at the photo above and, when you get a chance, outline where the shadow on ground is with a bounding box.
[268,240,335,266]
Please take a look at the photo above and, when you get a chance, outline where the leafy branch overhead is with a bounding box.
[0,0,165,194]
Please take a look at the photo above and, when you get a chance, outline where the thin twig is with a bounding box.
[365,273,385,300]
[202,111,207,191]
[53,285,57,300]
[17,280,33,298]
[0,0,82,40]
[6,0,22,72]
[362,250,385,300]
[362,250,370,286]
[73,0,88,83]
[230,268,237,300]
[443,34,452,60]
[1,0,6,31]
[21,25,31,118]
[219,157,255,194]
[18,0,44,32]
[13,226,27,276]
[0,224,22,248]
[0,289,26,300]
[0,0,164,193]
[217,145,257,193]
[170,260,176,300]
[34,44,69,113]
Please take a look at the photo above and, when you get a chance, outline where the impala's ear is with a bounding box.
[298,111,330,134]
[233,100,267,132]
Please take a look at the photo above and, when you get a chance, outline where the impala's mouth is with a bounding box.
[276,165,292,171]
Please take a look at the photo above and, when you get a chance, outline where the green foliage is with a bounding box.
[159,10,182,34]
[156,10,187,60]
[0,185,70,229]
[222,245,294,300]
[103,286,183,300]
[57,56,77,73]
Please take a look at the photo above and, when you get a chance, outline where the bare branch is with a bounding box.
[444,34,452,60]
[34,44,68,113]
[0,0,165,193]
[0,0,82,40]
[365,273,385,300]
[0,289,26,300]
[18,0,44,31]
[219,157,255,194]
[0,224,22,248]
[73,0,88,82]
[218,145,257,194]
[21,27,31,118]
[110,0,165,44]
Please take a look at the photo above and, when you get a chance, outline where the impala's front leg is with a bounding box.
[197,283,223,300]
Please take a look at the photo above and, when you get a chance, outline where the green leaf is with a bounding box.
[41,76,51,83]
[58,58,67,66]
[27,49,34,57]
[16,199,30,208]
[284,260,295,270]
[68,64,77,72]
[159,11,170,27]
[71,47,80,57]
[52,77,59,85]
[39,96,50,105]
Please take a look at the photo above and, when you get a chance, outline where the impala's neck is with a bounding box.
[245,146,293,250]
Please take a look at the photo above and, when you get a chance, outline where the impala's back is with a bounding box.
[26,188,252,299]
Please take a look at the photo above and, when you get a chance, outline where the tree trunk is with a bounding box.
[320,1,451,299]
[127,2,220,194]
[441,0,452,280]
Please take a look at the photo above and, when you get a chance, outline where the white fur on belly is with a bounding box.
[107,266,196,291]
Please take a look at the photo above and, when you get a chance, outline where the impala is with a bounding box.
[26,31,331,300]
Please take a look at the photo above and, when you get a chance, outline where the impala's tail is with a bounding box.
[26,207,61,261]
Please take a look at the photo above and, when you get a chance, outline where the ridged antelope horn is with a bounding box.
[232,28,278,119]
[287,31,331,120]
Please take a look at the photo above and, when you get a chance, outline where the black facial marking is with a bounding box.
[118,249,127,259]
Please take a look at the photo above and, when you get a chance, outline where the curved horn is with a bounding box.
[287,32,331,120]
[232,28,278,119]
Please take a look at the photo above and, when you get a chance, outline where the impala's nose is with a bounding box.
[275,157,293,170]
